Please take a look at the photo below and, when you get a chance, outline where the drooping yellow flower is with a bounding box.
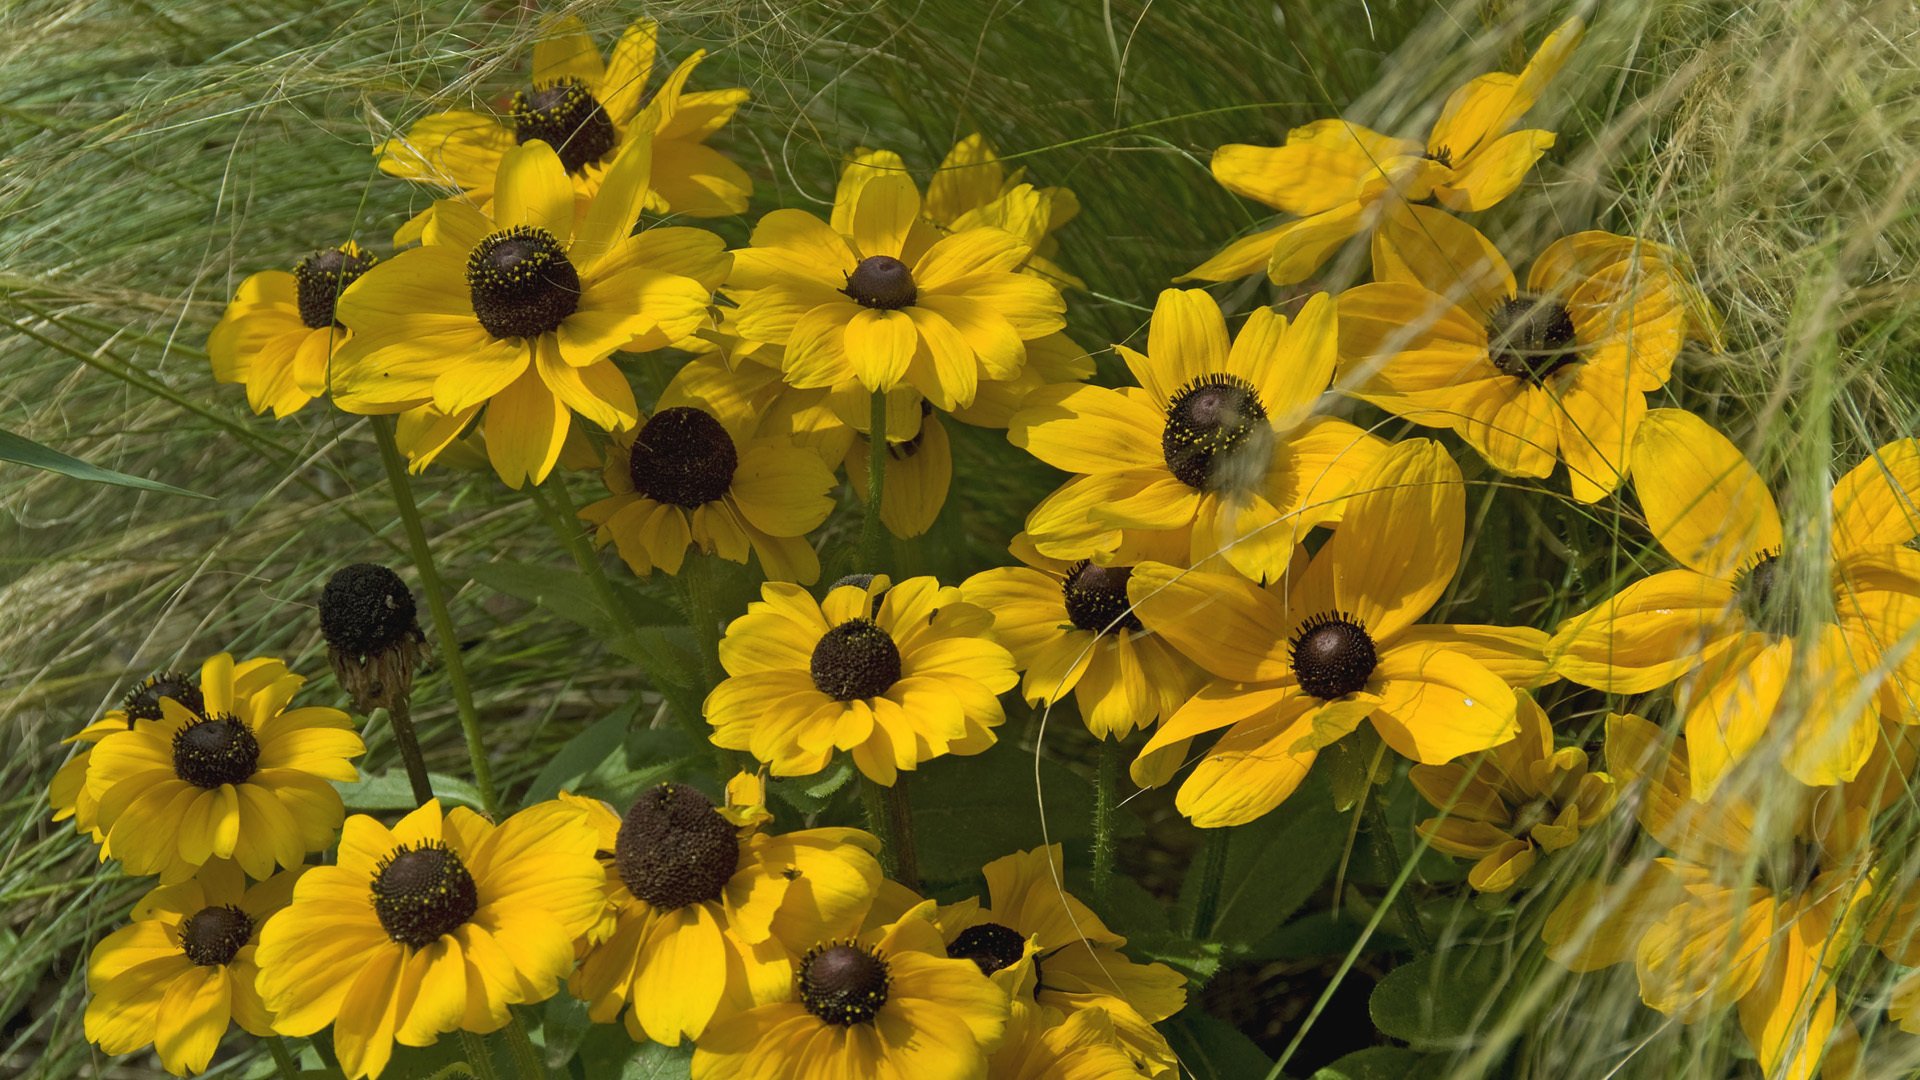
[961,533,1202,787]
[936,845,1186,1078]
[1183,16,1583,285]
[377,17,750,229]
[1542,712,1870,1080]
[690,900,1009,1080]
[1548,411,1920,794]
[1411,690,1613,892]
[1127,439,1552,827]
[84,862,303,1076]
[705,575,1018,785]
[85,652,362,883]
[332,134,729,488]
[845,400,951,538]
[1337,214,1715,501]
[255,799,604,1080]
[567,776,883,1045]
[723,149,1067,411]
[577,393,836,583]
[207,242,376,418]
[1013,288,1384,582]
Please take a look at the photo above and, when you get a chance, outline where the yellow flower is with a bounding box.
[1183,16,1583,285]
[989,1002,1151,1079]
[332,134,729,488]
[86,652,362,883]
[960,533,1202,787]
[567,778,883,1045]
[207,242,376,418]
[577,394,836,583]
[723,149,1067,410]
[1337,216,1714,501]
[83,862,303,1076]
[705,575,1018,785]
[1548,411,1920,794]
[936,845,1186,1079]
[376,17,750,229]
[1127,439,1552,827]
[52,668,215,838]
[1542,713,1869,1080]
[1411,690,1613,892]
[1013,288,1384,582]
[690,900,1008,1080]
[255,799,604,1080]
[917,134,1083,289]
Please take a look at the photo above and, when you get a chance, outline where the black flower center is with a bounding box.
[1062,561,1142,633]
[294,246,378,330]
[842,256,917,310]
[371,841,480,948]
[1735,551,1800,635]
[799,941,891,1026]
[885,400,937,460]
[809,619,902,701]
[467,226,582,340]
[1162,374,1271,491]
[510,80,617,174]
[628,407,739,508]
[1289,612,1378,700]
[1487,294,1578,384]
[320,563,421,658]
[1427,146,1455,170]
[179,904,254,967]
[172,715,260,788]
[947,921,1026,977]
[615,783,740,911]
[123,671,203,727]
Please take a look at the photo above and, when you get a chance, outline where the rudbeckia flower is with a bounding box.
[1410,690,1614,892]
[936,845,1186,1079]
[1542,712,1870,1080]
[376,17,750,228]
[916,134,1083,288]
[1547,410,1920,793]
[52,668,219,839]
[567,775,884,1045]
[255,799,604,1080]
[1337,212,1715,501]
[690,900,1008,1080]
[845,400,952,539]
[723,148,1067,411]
[961,533,1202,787]
[705,574,1018,785]
[332,134,729,488]
[577,392,836,583]
[989,1003,1151,1079]
[84,862,303,1076]
[1127,439,1551,827]
[86,652,363,883]
[1183,16,1583,285]
[208,242,376,418]
[1013,287,1384,582]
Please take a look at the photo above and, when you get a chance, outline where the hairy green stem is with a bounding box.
[264,1036,302,1080]
[459,1030,499,1080]
[502,1013,546,1080]
[1363,794,1432,954]
[859,775,919,890]
[1090,738,1122,909]
[371,416,499,817]
[384,697,433,806]
[1186,826,1232,938]
[857,390,889,572]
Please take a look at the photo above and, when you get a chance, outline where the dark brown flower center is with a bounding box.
[800,941,891,1025]
[1487,294,1578,383]
[628,407,739,508]
[371,841,479,948]
[1162,374,1270,491]
[1735,551,1800,635]
[809,619,902,701]
[467,226,581,339]
[1062,561,1142,633]
[179,904,254,966]
[320,563,421,658]
[842,256,917,310]
[1290,612,1378,700]
[947,921,1026,977]
[510,80,617,174]
[294,246,378,330]
[615,783,740,910]
[123,671,203,727]
[172,715,260,788]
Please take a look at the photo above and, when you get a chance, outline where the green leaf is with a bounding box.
[573,1024,693,1079]
[907,740,1141,884]
[1368,947,1514,1047]
[1125,932,1226,984]
[0,427,206,497]
[526,699,642,804]
[1311,1047,1440,1080]
[1176,770,1344,947]
[1247,910,1405,962]
[1164,1010,1275,1080]
[771,758,855,815]
[337,769,486,811]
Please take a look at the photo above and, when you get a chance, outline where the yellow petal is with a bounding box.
[492,140,575,242]
[1370,203,1514,317]
[843,308,916,392]
[1831,438,1920,556]
[1127,563,1292,683]
[850,172,920,259]
[1368,643,1518,764]
[1631,409,1781,578]
[1314,438,1464,639]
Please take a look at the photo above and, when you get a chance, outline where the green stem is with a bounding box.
[459,1030,499,1080]
[502,1012,546,1080]
[527,478,645,649]
[1363,794,1432,954]
[371,416,500,817]
[1090,738,1122,910]
[264,1036,301,1080]
[857,390,889,572]
[859,775,919,890]
[1186,827,1231,938]
[680,554,726,692]
[385,697,433,806]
